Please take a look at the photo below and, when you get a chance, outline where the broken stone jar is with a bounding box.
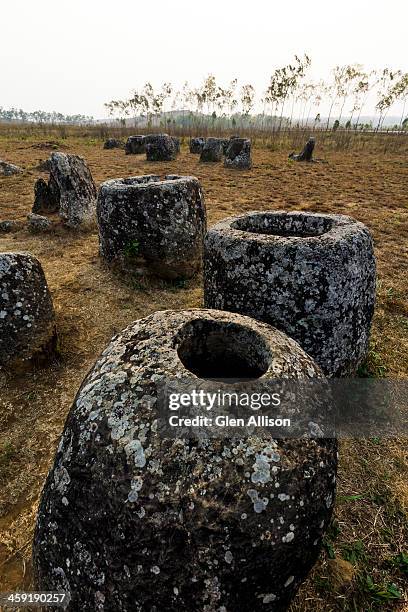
[224,138,252,169]
[32,152,97,227]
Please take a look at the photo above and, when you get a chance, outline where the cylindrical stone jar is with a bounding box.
[0,252,57,369]
[190,137,205,154]
[200,137,223,162]
[125,135,145,155]
[97,175,206,279]
[145,134,177,161]
[204,211,376,377]
[34,308,337,612]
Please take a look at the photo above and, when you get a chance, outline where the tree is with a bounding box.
[240,84,255,116]
[388,72,408,129]
[375,68,402,130]
[336,64,365,125]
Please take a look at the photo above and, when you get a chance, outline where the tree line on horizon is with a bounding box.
[1,57,408,132]
[104,56,408,132]
[0,107,94,125]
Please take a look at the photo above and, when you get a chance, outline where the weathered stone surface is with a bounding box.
[32,177,59,214]
[33,308,337,612]
[172,136,181,154]
[104,138,124,150]
[200,137,223,162]
[27,213,51,232]
[50,153,97,227]
[0,252,57,368]
[0,160,23,176]
[125,136,145,155]
[34,153,97,226]
[204,211,376,377]
[190,137,205,154]
[97,175,206,279]
[224,138,252,169]
[221,138,231,154]
[145,134,177,161]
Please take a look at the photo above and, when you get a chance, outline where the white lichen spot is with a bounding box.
[127,476,143,502]
[284,575,294,587]
[282,532,295,543]
[262,593,277,603]
[247,489,269,513]
[224,550,233,564]
[124,439,146,467]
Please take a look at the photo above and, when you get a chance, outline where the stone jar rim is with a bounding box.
[212,210,368,243]
[99,175,199,192]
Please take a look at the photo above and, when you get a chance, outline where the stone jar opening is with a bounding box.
[176,319,271,382]
[232,212,333,238]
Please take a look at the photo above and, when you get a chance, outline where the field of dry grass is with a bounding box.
[0,131,407,610]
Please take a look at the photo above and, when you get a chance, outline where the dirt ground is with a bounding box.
[0,135,407,610]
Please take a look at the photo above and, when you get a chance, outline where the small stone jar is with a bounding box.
[103,138,124,150]
[200,137,223,162]
[0,252,57,369]
[97,175,206,279]
[190,137,205,154]
[204,211,376,376]
[33,308,337,612]
[125,136,145,154]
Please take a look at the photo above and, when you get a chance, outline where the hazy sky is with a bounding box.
[1,0,407,118]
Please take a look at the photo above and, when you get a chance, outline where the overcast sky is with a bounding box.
[1,0,407,118]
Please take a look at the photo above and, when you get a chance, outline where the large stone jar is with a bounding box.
[97,175,206,279]
[145,134,177,161]
[34,309,337,611]
[204,211,376,376]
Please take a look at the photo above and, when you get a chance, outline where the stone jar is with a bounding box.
[145,134,177,161]
[200,138,223,162]
[190,137,205,154]
[32,152,97,227]
[33,308,337,612]
[97,175,206,279]
[0,252,57,369]
[125,136,145,155]
[204,211,376,377]
[224,138,252,169]
[104,139,124,150]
